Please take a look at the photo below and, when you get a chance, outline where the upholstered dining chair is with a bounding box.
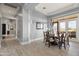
[43,31,47,43]
[43,31,55,47]
[43,31,49,45]
[58,32,70,49]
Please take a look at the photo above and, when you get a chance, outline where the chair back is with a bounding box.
[43,31,49,42]
[65,32,70,45]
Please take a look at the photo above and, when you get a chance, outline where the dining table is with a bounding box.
[48,34,59,46]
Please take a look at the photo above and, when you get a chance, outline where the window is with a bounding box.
[68,20,76,32]
[68,20,76,38]
[59,22,66,32]
[53,23,57,36]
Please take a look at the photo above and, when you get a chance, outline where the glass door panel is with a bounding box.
[53,23,58,36]
[68,20,76,38]
[59,22,66,32]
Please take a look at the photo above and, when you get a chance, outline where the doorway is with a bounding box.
[2,24,6,35]
[2,24,6,39]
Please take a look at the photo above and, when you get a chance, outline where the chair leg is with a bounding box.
[67,40,69,46]
[64,40,66,49]
[48,42,50,47]
[45,42,47,45]
[64,43,66,49]
[59,45,61,49]
[58,41,62,49]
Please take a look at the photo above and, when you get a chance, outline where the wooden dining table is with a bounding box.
[48,34,59,46]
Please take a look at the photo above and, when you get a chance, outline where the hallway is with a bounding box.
[0,39,79,56]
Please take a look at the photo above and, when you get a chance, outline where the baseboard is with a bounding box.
[20,37,43,45]
[30,37,43,42]
[20,41,30,45]
[70,39,79,43]
[17,38,30,45]
[0,41,1,48]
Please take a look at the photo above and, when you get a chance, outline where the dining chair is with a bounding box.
[58,32,70,49]
[43,31,47,43]
[43,31,56,47]
[65,32,70,46]
[58,32,66,49]
[43,31,50,46]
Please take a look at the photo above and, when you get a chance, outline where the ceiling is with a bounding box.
[0,3,78,19]
[35,3,74,15]
[0,3,23,19]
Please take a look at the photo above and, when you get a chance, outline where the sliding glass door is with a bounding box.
[53,22,59,36]
[68,20,76,38]
[53,23,57,36]
[59,21,66,32]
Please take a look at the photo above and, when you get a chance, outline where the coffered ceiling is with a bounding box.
[35,3,77,16]
[0,3,23,19]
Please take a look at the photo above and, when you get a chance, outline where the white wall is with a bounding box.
[19,6,47,44]
[76,16,79,41]
[0,18,1,39]
[0,18,1,47]
[30,9,47,41]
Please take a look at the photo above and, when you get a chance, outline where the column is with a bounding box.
[65,20,68,33]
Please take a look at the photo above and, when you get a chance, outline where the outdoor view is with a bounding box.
[53,23,57,36]
[68,20,76,32]
[59,20,76,32]
[59,22,66,32]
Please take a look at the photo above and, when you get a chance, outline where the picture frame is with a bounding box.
[36,22,44,29]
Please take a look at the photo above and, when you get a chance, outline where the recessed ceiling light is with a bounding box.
[42,7,46,9]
